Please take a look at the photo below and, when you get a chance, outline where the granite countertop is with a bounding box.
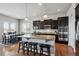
[34,32,58,35]
[17,34,55,40]
[31,34,55,40]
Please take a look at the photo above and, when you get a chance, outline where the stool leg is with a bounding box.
[5,39,6,44]
[42,48,43,56]
[27,44,30,55]
[22,44,25,55]
[18,42,21,53]
[31,45,32,52]
[48,48,50,56]
[27,47,29,55]
[34,46,35,56]
[40,48,41,56]
[40,48,42,56]
[36,45,38,54]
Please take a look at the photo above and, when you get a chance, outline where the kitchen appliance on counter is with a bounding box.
[33,29,58,35]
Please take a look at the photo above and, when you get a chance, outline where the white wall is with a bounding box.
[66,3,76,52]
[0,14,18,35]
[20,19,33,34]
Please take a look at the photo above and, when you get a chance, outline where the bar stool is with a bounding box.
[18,41,23,53]
[22,42,28,55]
[39,44,51,56]
[18,37,29,55]
[28,42,38,56]
[18,41,28,54]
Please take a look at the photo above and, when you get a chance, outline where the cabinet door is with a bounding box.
[58,18,62,26]
[61,17,68,26]
[52,20,58,29]
[44,19,52,25]
[40,21,44,29]
[58,17,68,26]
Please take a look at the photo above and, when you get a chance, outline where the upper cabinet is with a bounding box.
[43,19,52,25]
[33,19,58,29]
[33,21,40,29]
[53,20,58,29]
[58,17,68,26]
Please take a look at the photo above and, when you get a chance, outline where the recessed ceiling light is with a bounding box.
[38,3,42,6]
[57,9,61,12]
[25,18,28,21]
[43,15,48,18]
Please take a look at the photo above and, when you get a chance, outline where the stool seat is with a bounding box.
[29,42,38,46]
[40,44,51,48]
[23,42,28,44]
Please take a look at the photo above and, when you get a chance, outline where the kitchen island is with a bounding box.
[16,33,55,56]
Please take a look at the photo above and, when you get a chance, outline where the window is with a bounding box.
[4,22,9,33]
[3,22,16,33]
[22,22,31,34]
[10,23,16,32]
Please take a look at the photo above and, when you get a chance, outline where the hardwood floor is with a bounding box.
[0,42,75,56]
[55,43,75,56]
[0,43,50,56]
[76,41,79,56]
[0,43,24,56]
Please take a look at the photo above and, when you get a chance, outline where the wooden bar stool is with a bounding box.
[22,42,28,55]
[18,41,23,53]
[39,44,51,56]
[18,41,28,55]
[28,42,38,56]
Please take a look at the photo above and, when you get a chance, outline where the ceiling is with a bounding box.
[26,3,71,18]
[0,3,26,19]
[0,3,71,19]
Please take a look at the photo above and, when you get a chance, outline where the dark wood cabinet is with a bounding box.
[58,17,68,26]
[33,21,40,26]
[40,21,44,29]
[43,19,52,25]
[33,19,58,29]
[52,20,58,29]
[33,21,40,29]
[57,16,68,44]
